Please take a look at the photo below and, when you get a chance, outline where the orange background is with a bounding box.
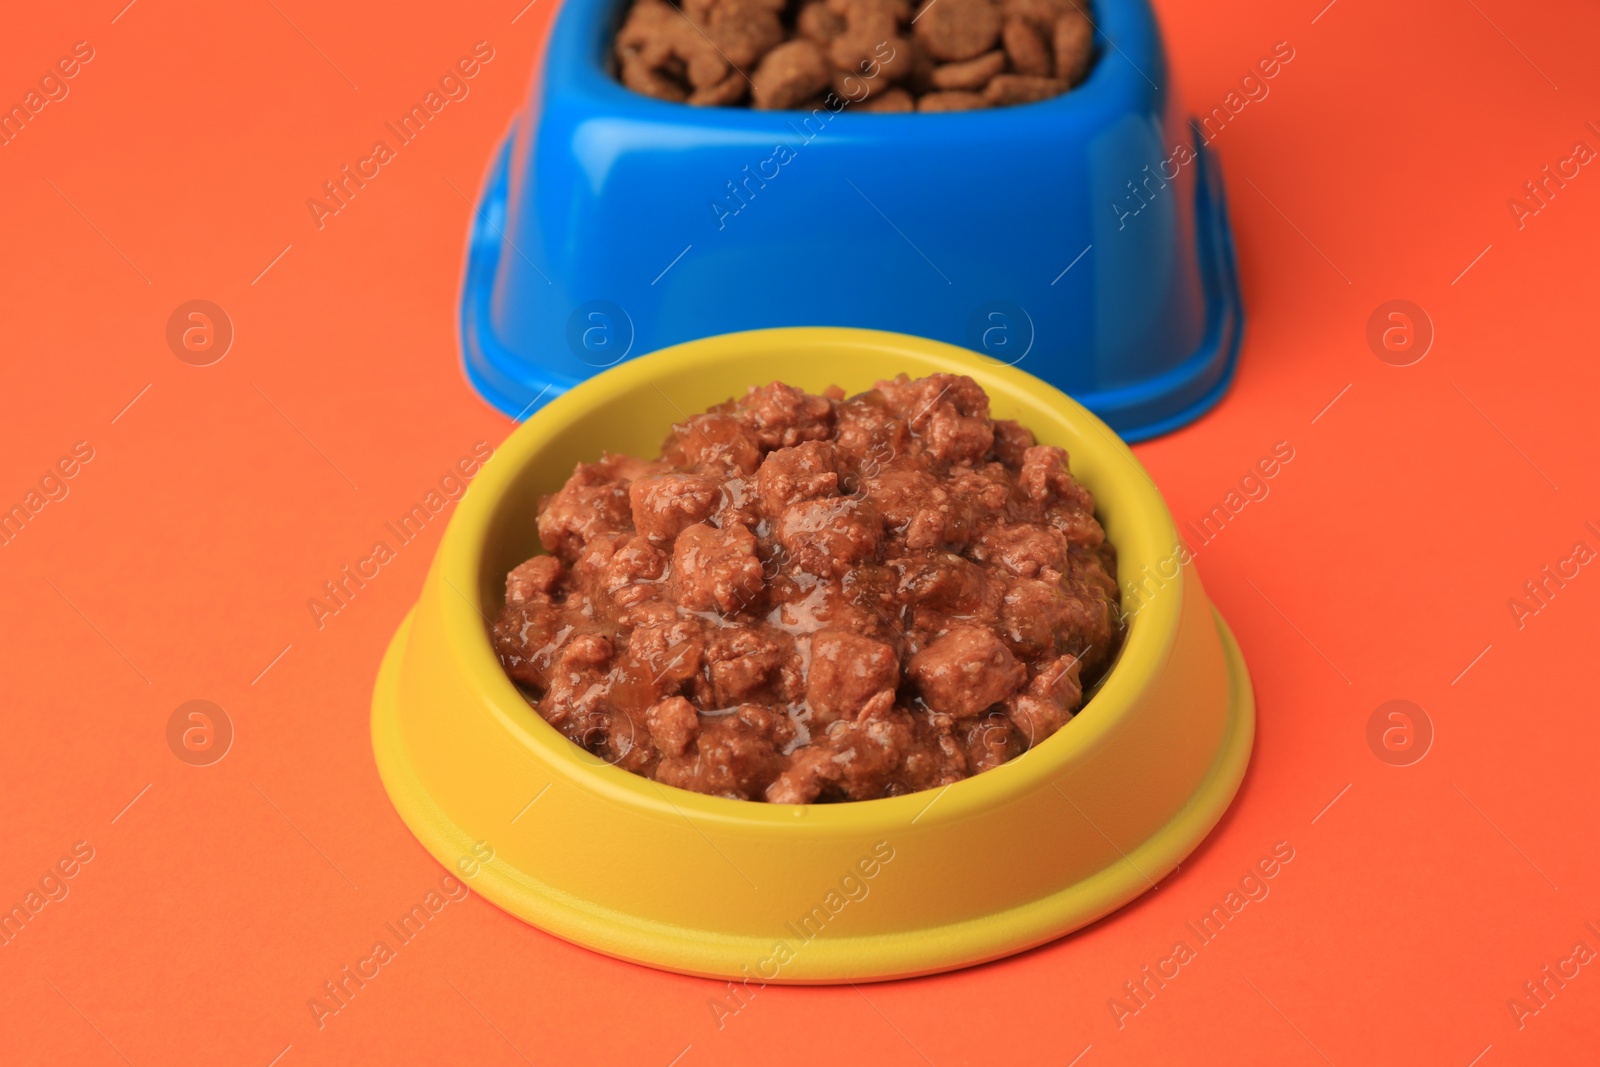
[4,0,1599,1063]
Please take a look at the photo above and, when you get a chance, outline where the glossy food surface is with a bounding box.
[492,373,1124,801]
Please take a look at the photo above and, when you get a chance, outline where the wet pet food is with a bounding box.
[492,374,1124,803]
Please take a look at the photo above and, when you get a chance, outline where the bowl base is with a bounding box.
[371,606,1255,984]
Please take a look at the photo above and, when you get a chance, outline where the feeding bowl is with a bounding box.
[373,326,1254,982]
[459,0,1244,440]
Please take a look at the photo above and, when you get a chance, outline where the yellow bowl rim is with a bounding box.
[431,326,1185,833]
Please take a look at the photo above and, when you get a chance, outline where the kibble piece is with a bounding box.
[858,86,915,111]
[832,66,875,102]
[917,89,986,111]
[620,54,689,102]
[703,0,786,69]
[751,39,833,109]
[1002,16,1052,76]
[828,0,912,37]
[684,0,786,18]
[615,0,733,97]
[830,33,914,82]
[912,0,1003,62]
[689,70,750,105]
[903,37,938,93]
[796,1,847,43]
[984,72,1066,105]
[929,50,1006,90]
[1054,9,1094,84]
[1001,0,1072,32]
[616,0,679,54]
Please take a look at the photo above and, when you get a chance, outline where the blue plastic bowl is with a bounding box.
[461,0,1243,440]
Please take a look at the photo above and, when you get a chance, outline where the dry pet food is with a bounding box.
[613,0,1096,110]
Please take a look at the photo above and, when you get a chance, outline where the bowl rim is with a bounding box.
[433,326,1184,833]
[547,0,1160,127]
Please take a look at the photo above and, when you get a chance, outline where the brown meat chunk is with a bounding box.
[806,630,900,725]
[598,536,670,607]
[673,522,766,614]
[991,419,1034,467]
[868,468,951,549]
[1020,444,1096,511]
[708,627,798,705]
[1007,654,1083,744]
[999,576,1076,657]
[669,413,762,475]
[893,711,970,791]
[492,601,564,688]
[1045,499,1106,548]
[646,696,700,758]
[941,465,1012,538]
[776,496,881,576]
[505,555,563,607]
[751,40,833,110]
[895,552,990,615]
[735,381,836,449]
[629,617,707,697]
[536,462,633,560]
[765,691,913,802]
[970,523,1068,579]
[929,50,1006,90]
[875,372,994,462]
[831,390,908,469]
[656,706,788,800]
[876,369,985,422]
[756,441,839,518]
[912,0,1002,61]
[963,712,1023,772]
[907,626,1027,717]
[629,473,721,545]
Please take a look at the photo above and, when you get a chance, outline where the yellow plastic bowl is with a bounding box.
[372,327,1253,983]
